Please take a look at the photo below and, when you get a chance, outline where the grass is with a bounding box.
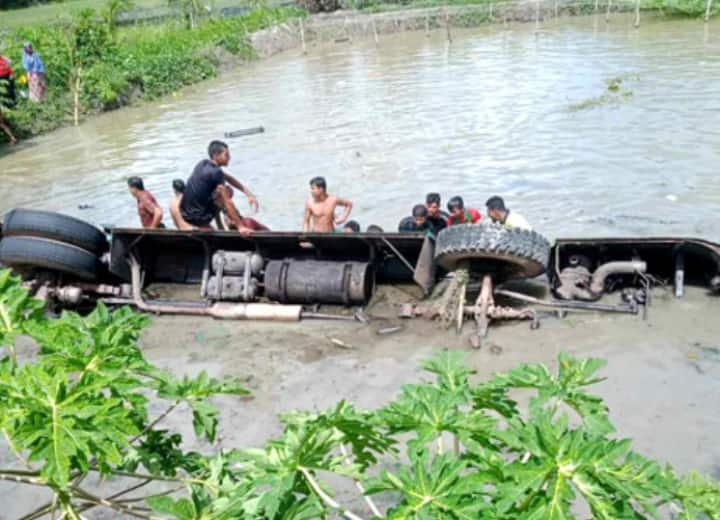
[0,0,259,29]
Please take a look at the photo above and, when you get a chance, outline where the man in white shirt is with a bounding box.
[485,196,531,231]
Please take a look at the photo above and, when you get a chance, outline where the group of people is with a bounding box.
[129,140,530,235]
[0,42,47,144]
[396,193,530,235]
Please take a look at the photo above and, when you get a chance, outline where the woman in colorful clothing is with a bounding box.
[0,54,17,144]
[22,43,46,102]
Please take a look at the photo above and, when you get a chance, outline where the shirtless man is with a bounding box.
[169,179,194,230]
[303,176,352,232]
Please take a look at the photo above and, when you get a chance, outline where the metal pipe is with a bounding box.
[590,260,646,294]
[495,289,638,314]
[130,257,301,321]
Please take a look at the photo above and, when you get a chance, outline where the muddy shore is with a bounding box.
[2,281,719,517]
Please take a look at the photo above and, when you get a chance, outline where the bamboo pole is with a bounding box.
[372,17,379,44]
[705,0,714,22]
[634,0,640,27]
[554,0,559,18]
[605,0,612,22]
[595,0,599,11]
[425,13,430,36]
[445,9,452,43]
[535,0,541,29]
[489,2,494,21]
[299,18,306,54]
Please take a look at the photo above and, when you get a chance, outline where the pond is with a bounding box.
[1,12,719,240]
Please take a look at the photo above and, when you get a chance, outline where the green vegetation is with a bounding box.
[1,268,719,518]
[0,2,304,143]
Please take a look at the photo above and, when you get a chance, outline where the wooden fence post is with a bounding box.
[705,0,714,22]
[445,9,452,43]
[634,0,640,27]
[372,17,379,44]
[605,0,612,22]
[299,18,307,54]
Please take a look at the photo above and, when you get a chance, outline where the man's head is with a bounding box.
[23,43,33,54]
[426,192,442,218]
[208,140,230,166]
[485,196,507,223]
[343,220,360,233]
[447,196,465,218]
[127,176,144,198]
[309,176,327,199]
[412,204,428,227]
[366,225,384,233]
[172,179,185,196]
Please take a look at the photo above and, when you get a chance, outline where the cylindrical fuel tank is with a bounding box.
[206,276,258,301]
[212,251,264,275]
[264,260,374,305]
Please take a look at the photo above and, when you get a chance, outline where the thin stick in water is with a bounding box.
[299,18,307,54]
[634,0,640,27]
[606,0,612,23]
[705,0,714,22]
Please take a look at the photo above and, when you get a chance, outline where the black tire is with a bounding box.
[0,236,100,281]
[2,208,107,255]
[435,223,550,279]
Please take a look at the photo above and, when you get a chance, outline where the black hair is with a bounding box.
[172,179,185,194]
[412,204,428,218]
[426,192,441,206]
[366,225,384,233]
[310,176,327,191]
[127,176,144,190]
[486,196,506,211]
[447,196,464,212]
[344,220,360,232]
[208,140,228,158]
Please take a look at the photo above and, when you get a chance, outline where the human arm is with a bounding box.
[150,205,163,228]
[333,197,353,226]
[223,171,259,212]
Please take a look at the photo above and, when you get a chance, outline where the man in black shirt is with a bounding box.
[180,140,260,236]
[398,204,437,235]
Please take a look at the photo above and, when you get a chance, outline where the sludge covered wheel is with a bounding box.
[434,223,551,279]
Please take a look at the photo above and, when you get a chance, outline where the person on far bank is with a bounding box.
[169,179,194,230]
[425,192,447,233]
[0,54,17,145]
[303,176,353,232]
[485,196,531,230]
[128,177,163,228]
[446,196,481,226]
[180,140,260,237]
[22,43,46,102]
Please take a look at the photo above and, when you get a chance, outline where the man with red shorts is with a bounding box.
[180,140,268,236]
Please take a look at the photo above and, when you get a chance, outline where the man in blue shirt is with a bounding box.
[22,43,46,102]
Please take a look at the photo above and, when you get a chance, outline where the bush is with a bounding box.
[0,4,304,143]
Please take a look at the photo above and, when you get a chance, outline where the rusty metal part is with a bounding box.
[129,256,301,321]
[212,251,264,275]
[412,236,436,295]
[264,259,374,305]
[495,289,638,314]
[301,311,359,322]
[555,265,593,300]
[205,276,259,302]
[590,260,647,294]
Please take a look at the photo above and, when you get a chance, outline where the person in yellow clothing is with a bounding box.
[485,196,531,230]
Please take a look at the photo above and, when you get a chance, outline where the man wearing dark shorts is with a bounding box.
[180,140,264,236]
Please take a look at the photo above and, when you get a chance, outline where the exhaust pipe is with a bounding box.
[589,260,647,295]
[130,257,301,321]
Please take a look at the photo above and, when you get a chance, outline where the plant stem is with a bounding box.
[338,441,382,517]
[298,466,365,520]
[72,487,157,520]
[1,432,34,469]
[437,435,444,455]
[129,400,180,444]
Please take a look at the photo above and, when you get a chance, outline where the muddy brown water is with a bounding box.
[2,13,720,519]
[1,13,720,238]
